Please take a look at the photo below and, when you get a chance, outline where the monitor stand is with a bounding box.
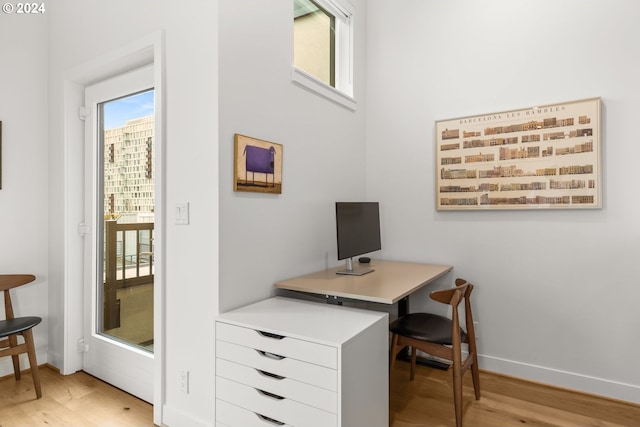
[336,257,374,276]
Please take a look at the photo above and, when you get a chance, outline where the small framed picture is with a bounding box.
[233,134,283,194]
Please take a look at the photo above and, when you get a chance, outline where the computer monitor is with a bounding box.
[335,202,381,275]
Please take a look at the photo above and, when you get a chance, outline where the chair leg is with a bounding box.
[468,339,481,400]
[452,363,463,427]
[471,355,481,400]
[8,334,21,380]
[389,334,399,372]
[410,347,416,381]
[23,329,42,399]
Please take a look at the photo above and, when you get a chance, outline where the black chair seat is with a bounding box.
[389,313,466,344]
[0,316,42,338]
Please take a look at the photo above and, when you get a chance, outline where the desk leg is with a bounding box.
[397,297,410,360]
[398,296,409,317]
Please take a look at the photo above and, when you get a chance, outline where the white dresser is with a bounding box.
[215,296,389,427]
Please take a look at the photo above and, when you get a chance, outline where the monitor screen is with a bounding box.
[335,202,382,261]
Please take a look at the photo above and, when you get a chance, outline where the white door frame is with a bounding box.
[62,31,164,424]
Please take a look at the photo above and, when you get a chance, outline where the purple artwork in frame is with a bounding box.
[234,134,283,194]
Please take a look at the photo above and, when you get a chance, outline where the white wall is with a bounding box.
[45,0,366,424]
[0,11,49,376]
[218,0,368,313]
[366,0,640,403]
[47,1,218,425]
[8,2,637,426]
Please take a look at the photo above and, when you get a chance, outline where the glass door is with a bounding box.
[83,65,155,402]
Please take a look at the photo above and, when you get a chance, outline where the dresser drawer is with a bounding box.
[216,322,337,369]
[216,340,336,392]
[216,376,337,427]
[217,399,294,427]
[217,358,337,413]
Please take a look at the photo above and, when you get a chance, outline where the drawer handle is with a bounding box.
[257,388,285,400]
[256,350,285,361]
[257,369,285,380]
[256,413,285,426]
[257,330,285,340]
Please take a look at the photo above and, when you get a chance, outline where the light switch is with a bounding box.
[175,202,190,225]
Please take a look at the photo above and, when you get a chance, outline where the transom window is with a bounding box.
[294,0,336,87]
[293,0,355,109]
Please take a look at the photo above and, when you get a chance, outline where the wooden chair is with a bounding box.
[389,278,480,427]
[0,274,42,399]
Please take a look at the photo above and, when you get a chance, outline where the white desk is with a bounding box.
[274,260,454,370]
[275,260,452,312]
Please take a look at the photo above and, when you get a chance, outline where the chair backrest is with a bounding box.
[430,279,476,344]
[0,274,36,320]
[429,279,471,307]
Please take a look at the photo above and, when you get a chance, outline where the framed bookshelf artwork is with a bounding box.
[233,133,283,194]
[435,97,602,210]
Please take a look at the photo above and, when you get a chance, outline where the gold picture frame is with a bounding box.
[233,133,283,194]
[435,97,602,210]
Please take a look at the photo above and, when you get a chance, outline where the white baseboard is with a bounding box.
[161,404,213,427]
[0,350,49,378]
[479,354,640,405]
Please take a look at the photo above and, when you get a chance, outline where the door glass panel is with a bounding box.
[98,89,155,353]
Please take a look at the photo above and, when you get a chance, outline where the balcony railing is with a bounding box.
[104,219,154,330]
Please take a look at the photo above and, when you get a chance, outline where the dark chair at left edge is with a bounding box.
[0,274,42,399]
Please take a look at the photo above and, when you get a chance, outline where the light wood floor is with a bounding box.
[2,362,639,426]
[390,361,640,426]
[0,365,152,427]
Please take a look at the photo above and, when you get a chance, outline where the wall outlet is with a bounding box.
[179,370,189,393]
[473,321,479,340]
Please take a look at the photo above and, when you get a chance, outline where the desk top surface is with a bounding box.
[275,260,453,304]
